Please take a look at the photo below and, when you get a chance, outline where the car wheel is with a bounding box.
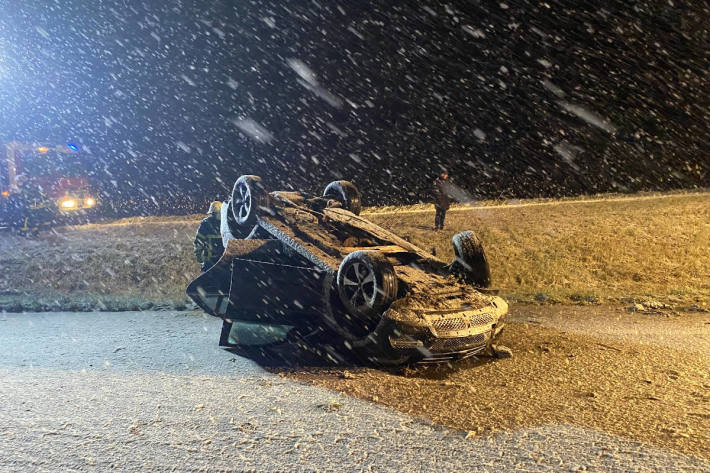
[323,180,362,215]
[336,250,398,339]
[231,175,269,228]
[451,231,491,288]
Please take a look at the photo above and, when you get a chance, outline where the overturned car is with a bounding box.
[187,175,508,365]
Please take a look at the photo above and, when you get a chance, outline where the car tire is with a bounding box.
[231,175,269,228]
[336,250,398,339]
[323,180,362,215]
[451,231,491,288]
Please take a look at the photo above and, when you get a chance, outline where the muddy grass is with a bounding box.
[279,306,710,459]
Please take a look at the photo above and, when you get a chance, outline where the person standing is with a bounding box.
[433,172,451,230]
[194,201,225,272]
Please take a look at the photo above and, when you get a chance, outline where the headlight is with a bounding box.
[84,197,96,208]
[60,198,77,209]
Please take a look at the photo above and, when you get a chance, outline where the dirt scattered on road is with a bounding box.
[282,307,710,459]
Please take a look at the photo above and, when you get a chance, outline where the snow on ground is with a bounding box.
[1,310,708,472]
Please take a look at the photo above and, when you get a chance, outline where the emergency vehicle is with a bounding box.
[0,141,97,231]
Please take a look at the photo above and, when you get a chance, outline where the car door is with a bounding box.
[225,240,332,324]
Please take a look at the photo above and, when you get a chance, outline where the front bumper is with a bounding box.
[384,296,508,362]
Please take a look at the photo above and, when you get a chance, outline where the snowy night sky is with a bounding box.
[0,0,708,214]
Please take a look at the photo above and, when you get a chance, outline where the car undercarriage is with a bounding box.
[187,176,508,365]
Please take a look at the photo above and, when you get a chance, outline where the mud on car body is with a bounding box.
[187,175,508,365]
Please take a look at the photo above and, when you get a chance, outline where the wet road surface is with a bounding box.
[1,310,708,472]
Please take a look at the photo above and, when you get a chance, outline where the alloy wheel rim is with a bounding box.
[342,262,376,312]
[235,183,251,221]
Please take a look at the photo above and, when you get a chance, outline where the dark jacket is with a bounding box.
[194,214,224,271]
[433,177,451,210]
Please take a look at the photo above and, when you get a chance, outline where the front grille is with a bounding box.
[432,318,467,333]
[428,333,486,353]
[430,312,493,335]
[469,312,494,327]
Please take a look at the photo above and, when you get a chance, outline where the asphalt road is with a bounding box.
[1,310,708,472]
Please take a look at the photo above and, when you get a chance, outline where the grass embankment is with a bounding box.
[0,216,199,311]
[366,192,710,307]
[0,192,708,311]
